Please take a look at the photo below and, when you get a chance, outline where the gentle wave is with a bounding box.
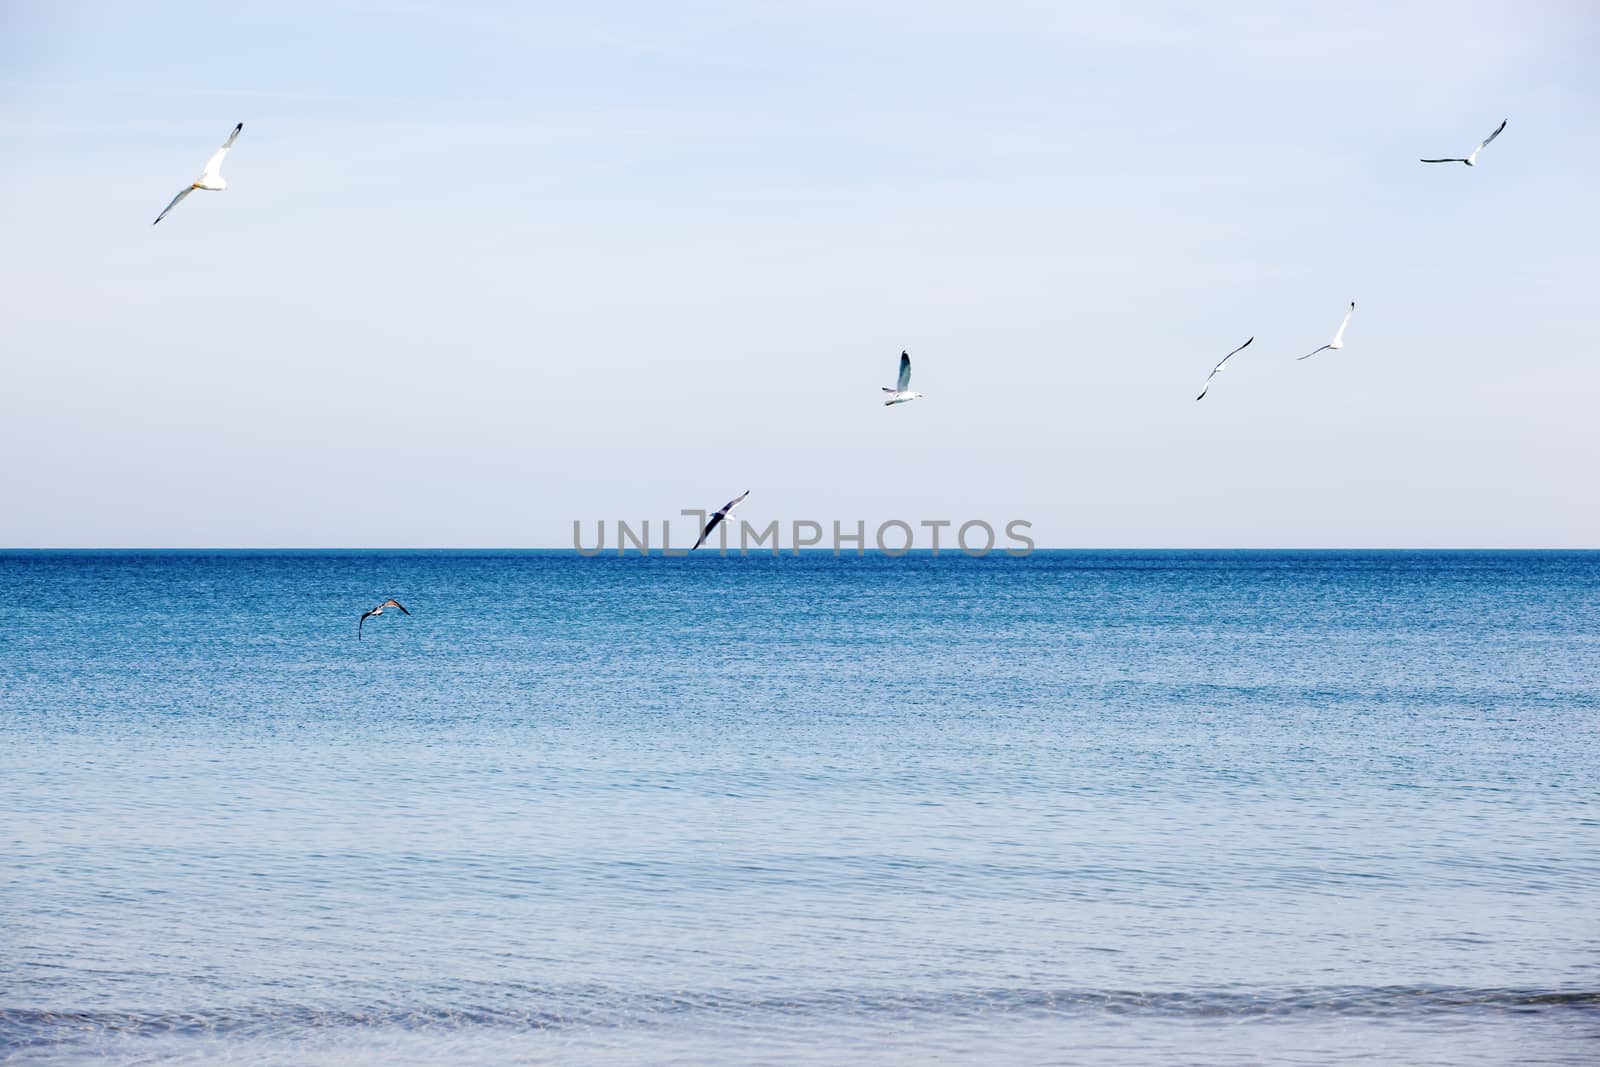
[6,985,1599,1045]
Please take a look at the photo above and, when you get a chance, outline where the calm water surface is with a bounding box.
[2,551,1598,1064]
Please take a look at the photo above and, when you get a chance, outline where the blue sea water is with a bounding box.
[2,550,1598,1065]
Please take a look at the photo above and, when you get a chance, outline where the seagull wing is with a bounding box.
[692,513,723,551]
[1213,336,1252,374]
[1419,157,1466,164]
[152,185,194,225]
[1331,302,1355,346]
[1298,344,1332,362]
[199,123,243,184]
[1197,337,1252,400]
[359,610,376,639]
[896,351,912,392]
[383,599,411,615]
[691,490,749,550]
[1476,119,1507,154]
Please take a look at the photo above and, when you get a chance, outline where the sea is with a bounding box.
[2,550,1597,1065]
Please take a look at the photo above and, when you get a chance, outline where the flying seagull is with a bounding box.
[1420,119,1507,167]
[153,122,243,225]
[358,598,410,640]
[1298,302,1356,361]
[881,350,924,406]
[1195,337,1254,401]
[691,490,750,551]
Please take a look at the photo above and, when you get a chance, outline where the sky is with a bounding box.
[2,1,1597,547]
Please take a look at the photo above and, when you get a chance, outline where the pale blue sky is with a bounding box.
[2,1,1596,547]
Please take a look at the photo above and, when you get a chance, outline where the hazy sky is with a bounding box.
[2,1,1596,547]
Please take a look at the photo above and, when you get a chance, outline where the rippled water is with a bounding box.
[3,551,1598,1064]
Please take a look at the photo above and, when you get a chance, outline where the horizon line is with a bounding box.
[3,546,1598,554]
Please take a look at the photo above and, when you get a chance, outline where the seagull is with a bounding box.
[691,490,750,551]
[1195,337,1254,401]
[1297,302,1356,361]
[881,351,924,406]
[153,122,243,225]
[358,598,410,640]
[1420,119,1507,167]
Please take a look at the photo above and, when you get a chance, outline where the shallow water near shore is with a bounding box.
[3,550,1598,1064]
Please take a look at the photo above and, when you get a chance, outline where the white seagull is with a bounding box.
[358,598,410,640]
[691,490,750,551]
[1297,302,1356,361]
[153,122,243,225]
[881,351,924,406]
[1420,119,1507,167]
[1195,337,1254,401]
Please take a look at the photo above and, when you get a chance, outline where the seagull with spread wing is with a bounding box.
[1195,337,1253,401]
[691,490,750,551]
[1298,302,1356,361]
[1420,119,1507,167]
[881,350,924,406]
[153,122,243,225]
[358,598,410,640]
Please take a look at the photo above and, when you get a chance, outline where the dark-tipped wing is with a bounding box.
[691,513,723,551]
[1419,158,1466,164]
[1197,336,1252,399]
[1297,344,1331,361]
[198,124,244,186]
[691,490,750,549]
[153,185,193,225]
[383,599,411,615]
[1477,118,1507,151]
[1212,336,1253,375]
[359,610,375,639]
[896,351,912,392]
